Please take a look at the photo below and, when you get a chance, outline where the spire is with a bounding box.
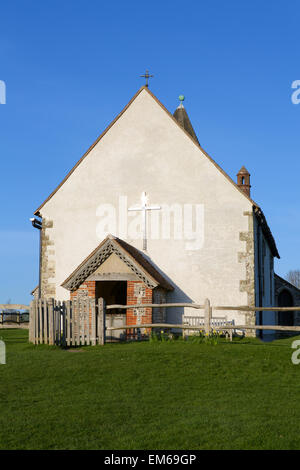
[173,95,199,144]
[237,166,251,197]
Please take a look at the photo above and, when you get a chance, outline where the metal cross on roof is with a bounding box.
[140,70,154,88]
[128,192,161,251]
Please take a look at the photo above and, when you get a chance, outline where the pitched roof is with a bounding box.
[275,273,300,293]
[173,104,199,144]
[30,285,39,296]
[33,86,279,258]
[61,234,174,292]
[254,207,280,258]
[237,165,250,175]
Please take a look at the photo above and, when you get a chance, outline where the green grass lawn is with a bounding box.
[1,329,300,450]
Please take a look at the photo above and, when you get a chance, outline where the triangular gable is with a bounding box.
[34,86,259,216]
[34,85,279,258]
[92,253,134,276]
[61,235,174,292]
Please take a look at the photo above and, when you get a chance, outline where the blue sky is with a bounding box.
[0,0,299,304]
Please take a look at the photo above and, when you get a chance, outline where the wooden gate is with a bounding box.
[29,298,105,346]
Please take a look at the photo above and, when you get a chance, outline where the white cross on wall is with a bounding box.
[128,192,161,251]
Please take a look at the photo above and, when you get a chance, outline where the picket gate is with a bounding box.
[29,298,105,346]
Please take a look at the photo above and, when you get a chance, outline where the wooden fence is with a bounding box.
[105,299,300,340]
[27,298,300,346]
[29,298,105,346]
[0,304,30,329]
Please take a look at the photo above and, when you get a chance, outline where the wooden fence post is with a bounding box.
[66,300,71,347]
[57,301,61,346]
[54,300,59,345]
[44,299,48,344]
[78,300,83,346]
[204,298,212,335]
[29,300,35,343]
[91,299,96,346]
[48,299,54,345]
[74,298,79,346]
[61,301,66,347]
[85,299,90,346]
[38,298,43,344]
[34,299,38,344]
[98,297,106,345]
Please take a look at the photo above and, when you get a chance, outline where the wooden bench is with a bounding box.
[182,315,234,341]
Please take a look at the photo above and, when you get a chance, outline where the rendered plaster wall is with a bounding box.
[39,88,259,328]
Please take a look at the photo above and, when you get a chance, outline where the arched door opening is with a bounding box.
[278,289,294,326]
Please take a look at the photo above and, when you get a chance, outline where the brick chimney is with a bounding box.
[237,166,251,197]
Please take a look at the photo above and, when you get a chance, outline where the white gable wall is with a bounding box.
[39,89,254,325]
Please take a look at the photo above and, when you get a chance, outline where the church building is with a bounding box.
[31,85,300,336]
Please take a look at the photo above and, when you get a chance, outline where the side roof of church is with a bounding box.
[275,274,300,294]
[33,86,279,258]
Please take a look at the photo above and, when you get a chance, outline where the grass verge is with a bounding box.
[0,329,300,450]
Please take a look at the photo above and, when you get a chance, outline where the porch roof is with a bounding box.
[61,235,174,292]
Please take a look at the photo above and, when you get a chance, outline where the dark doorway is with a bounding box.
[278,289,294,326]
[96,280,127,310]
[96,281,127,341]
